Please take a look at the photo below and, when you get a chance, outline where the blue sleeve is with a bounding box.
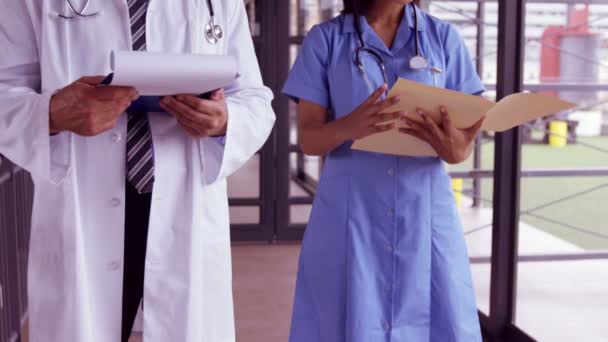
[282,25,330,108]
[443,24,485,95]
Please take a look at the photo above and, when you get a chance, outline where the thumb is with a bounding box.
[466,116,486,136]
[210,88,225,101]
[363,84,387,106]
[79,75,107,86]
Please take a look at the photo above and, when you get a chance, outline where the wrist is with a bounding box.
[332,117,352,143]
[49,114,61,135]
[215,120,228,137]
[49,105,61,135]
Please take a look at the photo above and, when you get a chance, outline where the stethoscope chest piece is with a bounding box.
[204,0,223,44]
[409,55,428,71]
[205,20,223,44]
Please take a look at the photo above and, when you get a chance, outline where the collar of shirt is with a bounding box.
[340,4,426,57]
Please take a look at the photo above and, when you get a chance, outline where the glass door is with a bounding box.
[516,2,608,340]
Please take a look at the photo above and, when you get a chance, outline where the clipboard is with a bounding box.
[100,73,214,113]
[98,51,238,113]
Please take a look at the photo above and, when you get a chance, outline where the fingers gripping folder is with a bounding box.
[100,51,239,113]
[351,78,577,157]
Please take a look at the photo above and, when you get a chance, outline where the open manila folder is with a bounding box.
[351,78,577,157]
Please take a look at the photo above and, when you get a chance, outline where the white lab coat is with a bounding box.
[0,0,275,341]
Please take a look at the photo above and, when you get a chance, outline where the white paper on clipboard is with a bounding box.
[107,51,238,96]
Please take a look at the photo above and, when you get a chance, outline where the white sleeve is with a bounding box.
[0,1,70,183]
[199,0,276,185]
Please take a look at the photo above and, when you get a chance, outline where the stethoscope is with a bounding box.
[53,0,224,45]
[53,0,102,19]
[354,2,443,93]
[204,0,224,44]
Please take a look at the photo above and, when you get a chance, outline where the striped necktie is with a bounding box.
[126,0,154,194]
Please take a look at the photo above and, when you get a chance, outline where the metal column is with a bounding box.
[230,0,279,242]
[488,0,525,339]
[472,0,486,208]
[274,0,300,240]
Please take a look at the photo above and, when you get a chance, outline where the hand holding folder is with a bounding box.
[351,78,577,157]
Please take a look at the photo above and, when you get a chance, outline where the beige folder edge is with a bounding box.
[351,78,577,157]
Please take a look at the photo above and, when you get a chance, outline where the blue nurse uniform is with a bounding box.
[283,5,485,342]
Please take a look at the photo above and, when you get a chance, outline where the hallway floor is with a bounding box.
[128,243,299,342]
[131,237,608,342]
[232,243,300,342]
[124,158,607,341]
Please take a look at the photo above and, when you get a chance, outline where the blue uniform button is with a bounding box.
[388,168,395,176]
[387,209,394,217]
[383,322,391,332]
[385,244,393,252]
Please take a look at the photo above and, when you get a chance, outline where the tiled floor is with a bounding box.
[127,244,299,342]
[230,231,608,342]
[61,229,608,342]
[226,198,608,342]
[232,243,300,342]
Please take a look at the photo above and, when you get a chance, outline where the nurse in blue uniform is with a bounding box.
[283,0,485,341]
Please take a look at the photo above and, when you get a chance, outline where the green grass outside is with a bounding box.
[447,136,608,250]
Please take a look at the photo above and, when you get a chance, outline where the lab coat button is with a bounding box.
[107,261,120,271]
[148,257,160,266]
[111,132,122,142]
[110,198,121,207]
[388,168,395,176]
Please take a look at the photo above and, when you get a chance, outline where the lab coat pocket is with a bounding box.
[46,0,105,21]
[49,132,73,185]
[300,174,350,277]
[45,0,107,45]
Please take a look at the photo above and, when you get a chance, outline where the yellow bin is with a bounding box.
[452,178,463,208]
[548,121,568,147]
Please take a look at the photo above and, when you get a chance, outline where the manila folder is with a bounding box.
[351,78,576,157]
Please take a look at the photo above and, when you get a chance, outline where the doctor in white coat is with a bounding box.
[0,0,275,341]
